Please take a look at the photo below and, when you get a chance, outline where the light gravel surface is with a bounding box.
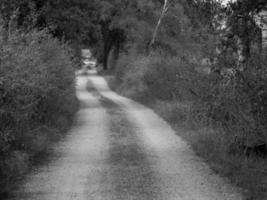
[8,76,109,200]
[7,73,243,200]
[90,74,244,200]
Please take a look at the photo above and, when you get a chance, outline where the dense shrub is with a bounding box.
[114,50,267,154]
[143,56,204,101]
[113,53,150,97]
[111,51,267,199]
[195,56,267,152]
[114,52,206,101]
[0,29,79,193]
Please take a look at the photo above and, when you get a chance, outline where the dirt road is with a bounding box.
[7,73,243,200]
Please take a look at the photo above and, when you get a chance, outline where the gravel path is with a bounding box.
[8,76,109,200]
[6,73,243,200]
[89,74,243,200]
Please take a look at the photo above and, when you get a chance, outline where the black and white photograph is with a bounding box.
[0,0,267,199]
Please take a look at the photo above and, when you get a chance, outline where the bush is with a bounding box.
[113,53,150,97]
[111,51,267,199]
[0,29,79,193]
[116,50,267,153]
[143,56,203,101]
[199,58,267,151]
[113,52,206,101]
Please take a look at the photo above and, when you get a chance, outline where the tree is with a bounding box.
[225,0,267,68]
[92,0,136,70]
[0,0,97,43]
[150,0,170,48]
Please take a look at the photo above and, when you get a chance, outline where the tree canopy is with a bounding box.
[1,0,266,69]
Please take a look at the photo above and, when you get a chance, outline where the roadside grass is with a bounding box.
[105,61,267,200]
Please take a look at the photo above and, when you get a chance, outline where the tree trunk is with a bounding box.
[101,24,112,70]
[150,0,169,48]
[237,37,250,64]
[103,36,113,70]
[107,47,120,70]
[103,46,110,70]
[237,15,250,70]
[112,46,120,69]
[103,52,108,70]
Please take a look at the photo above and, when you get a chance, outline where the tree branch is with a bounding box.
[149,0,169,48]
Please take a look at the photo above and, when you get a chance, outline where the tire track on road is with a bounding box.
[89,74,244,200]
[92,90,162,200]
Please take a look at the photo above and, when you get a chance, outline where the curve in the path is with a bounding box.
[89,75,243,200]
[6,74,243,200]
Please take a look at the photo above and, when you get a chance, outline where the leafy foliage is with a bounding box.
[0,0,267,198]
[0,29,78,193]
[107,1,267,198]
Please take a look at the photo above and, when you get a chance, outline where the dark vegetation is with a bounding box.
[0,0,88,195]
[85,0,267,199]
[1,0,267,199]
